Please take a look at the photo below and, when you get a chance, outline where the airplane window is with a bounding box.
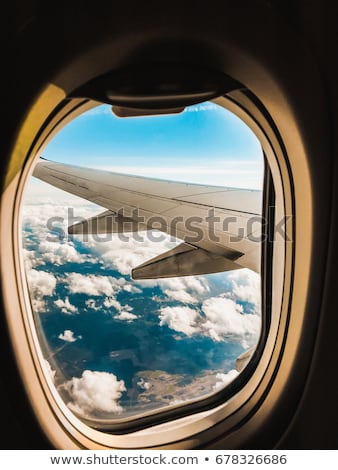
[21,101,264,425]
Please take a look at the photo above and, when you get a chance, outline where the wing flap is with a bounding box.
[132,242,241,279]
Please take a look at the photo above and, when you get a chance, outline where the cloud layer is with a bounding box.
[61,370,126,416]
[26,269,57,313]
[58,329,77,342]
[23,198,262,417]
[54,296,78,314]
[114,311,138,322]
[159,306,200,336]
[228,269,261,314]
[213,370,239,390]
[65,273,124,297]
[159,295,260,347]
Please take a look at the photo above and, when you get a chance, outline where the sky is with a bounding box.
[27,101,264,202]
[21,101,264,420]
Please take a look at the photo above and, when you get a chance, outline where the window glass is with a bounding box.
[22,102,264,421]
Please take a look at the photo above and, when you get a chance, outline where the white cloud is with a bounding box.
[107,298,134,314]
[114,311,138,322]
[201,296,260,346]
[26,269,57,313]
[103,296,123,311]
[123,283,142,294]
[213,370,239,390]
[158,295,260,347]
[23,248,44,271]
[85,295,134,316]
[158,276,209,304]
[21,200,103,271]
[22,196,102,221]
[61,370,126,416]
[85,232,178,276]
[38,240,86,266]
[138,274,210,305]
[54,296,78,314]
[58,329,77,342]
[44,360,56,382]
[163,289,197,304]
[159,306,200,336]
[227,269,261,314]
[27,269,56,297]
[65,273,125,297]
[31,298,48,313]
[85,299,100,311]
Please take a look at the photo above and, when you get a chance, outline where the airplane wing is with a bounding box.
[33,159,262,279]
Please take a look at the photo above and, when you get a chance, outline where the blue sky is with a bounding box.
[28,101,264,200]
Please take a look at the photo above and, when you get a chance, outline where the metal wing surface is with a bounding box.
[33,159,262,278]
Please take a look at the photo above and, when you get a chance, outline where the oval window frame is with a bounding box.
[2,84,296,448]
